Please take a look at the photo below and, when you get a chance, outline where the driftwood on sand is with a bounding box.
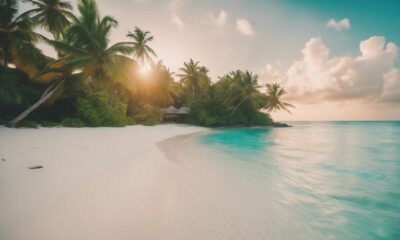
[28,166,43,170]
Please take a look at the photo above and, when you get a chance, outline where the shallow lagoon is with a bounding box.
[188,122,400,239]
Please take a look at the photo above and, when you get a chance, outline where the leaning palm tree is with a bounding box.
[7,62,72,127]
[222,70,264,115]
[127,27,156,65]
[0,0,46,76]
[177,59,210,99]
[264,83,294,113]
[8,0,135,127]
[22,0,75,39]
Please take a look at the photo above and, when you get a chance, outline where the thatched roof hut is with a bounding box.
[162,106,178,120]
[162,106,178,114]
[177,106,190,114]
[162,106,190,121]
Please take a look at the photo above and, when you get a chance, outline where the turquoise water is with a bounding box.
[195,122,400,239]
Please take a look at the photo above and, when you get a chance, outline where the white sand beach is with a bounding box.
[2,123,399,240]
[0,124,207,240]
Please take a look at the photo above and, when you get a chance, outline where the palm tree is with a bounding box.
[177,59,210,99]
[8,0,135,127]
[0,0,46,76]
[135,61,179,106]
[22,0,75,39]
[264,83,294,113]
[127,27,156,65]
[50,0,134,88]
[222,70,264,115]
[152,62,179,106]
[7,62,71,127]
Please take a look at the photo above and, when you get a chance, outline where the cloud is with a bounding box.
[326,18,351,31]
[260,61,283,83]
[236,18,254,36]
[171,15,184,30]
[381,69,400,102]
[209,10,227,26]
[260,36,400,104]
[169,0,184,31]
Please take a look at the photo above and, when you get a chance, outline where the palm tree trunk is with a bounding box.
[7,80,64,128]
[231,98,247,116]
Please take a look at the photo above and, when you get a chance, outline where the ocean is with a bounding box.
[169,122,400,239]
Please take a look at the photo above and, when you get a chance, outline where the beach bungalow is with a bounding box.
[162,106,178,120]
[162,106,190,122]
[176,106,190,115]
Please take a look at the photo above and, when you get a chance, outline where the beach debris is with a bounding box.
[28,165,43,170]
[1,158,5,162]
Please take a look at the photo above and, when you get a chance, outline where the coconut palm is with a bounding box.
[177,59,210,99]
[8,0,135,127]
[22,0,75,39]
[49,0,134,88]
[7,62,71,127]
[222,70,264,115]
[0,0,46,76]
[135,61,179,106]
[127,27,156,65]
[152,62,179,106]
[264,83,294,113]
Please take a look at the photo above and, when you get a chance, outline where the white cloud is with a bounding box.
[169,0,184,31]
[326,18,351,31]
[260,61,283,83]
[209,10,227,26]
[171,15,184,31]
[381,69,400,102]
[260,36,400,104]
[236,18,254,36]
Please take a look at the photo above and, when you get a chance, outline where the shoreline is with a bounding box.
[156,130,209,163]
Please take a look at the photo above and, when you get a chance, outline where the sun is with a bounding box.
[138,63,151,76]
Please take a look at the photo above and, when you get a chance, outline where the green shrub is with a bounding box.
[60,118,85,128]
[185,97,251,127]
[185,97,273,127]
[187,107,217,127]
[125,117,135,125]
[40,121,59,127]
[229,110,248,125]
[184,97,224,127]
[76,92,131,127]
[0,116,12,126]
[18,120,38,128]
[252,112,273,126]
[77,96,102,126]
[133,104,163,125]
[141,119,159,126]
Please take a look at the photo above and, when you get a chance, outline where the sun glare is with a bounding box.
[139,64,151,76]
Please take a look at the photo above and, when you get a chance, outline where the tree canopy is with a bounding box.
[0,0,293,128]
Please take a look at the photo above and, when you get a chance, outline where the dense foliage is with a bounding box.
[76,92,132,127]
[0,0,293,128]
[0,66,42,119]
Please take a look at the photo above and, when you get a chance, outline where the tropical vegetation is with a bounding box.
[0,0,293,128]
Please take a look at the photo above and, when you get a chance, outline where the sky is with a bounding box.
[20,0,400,121]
